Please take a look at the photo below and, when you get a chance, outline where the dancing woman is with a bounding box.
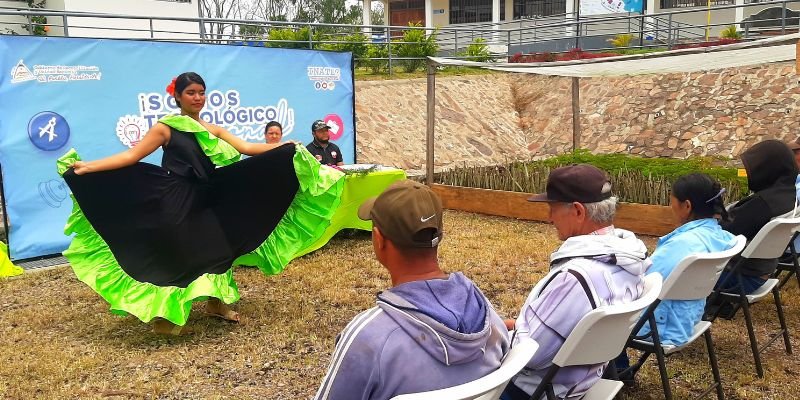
[58,72,343,334]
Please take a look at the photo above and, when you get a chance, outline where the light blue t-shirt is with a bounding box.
[639,218,737,346]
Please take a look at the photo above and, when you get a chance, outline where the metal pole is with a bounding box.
[149,18,154,39]
[196,0,206,43]
[309,25,314,49]
[572,76,581,151]
[575,0,580,49]
[388,26,393,75]
[426,62,436,186]
[667,13,673,49]
[0,164,11,254]
[640,14,645,48]
[62,14,69,37]
[782,1,787,34]
[507,30,511,57]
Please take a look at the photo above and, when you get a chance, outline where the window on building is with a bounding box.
[512,0,566,18]
[450,0,506,23]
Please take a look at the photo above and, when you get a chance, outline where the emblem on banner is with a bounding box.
[116,115,149,148]
[323,113,345,140]
[27,111,70,151]
[10,59,36,83]
[307,66,341,91]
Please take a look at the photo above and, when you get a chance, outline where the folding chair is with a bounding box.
[774,231,800,290]
[528,273,663,400]
[623,235,747,400]
[705,217,800,378]
[391,337,539,400]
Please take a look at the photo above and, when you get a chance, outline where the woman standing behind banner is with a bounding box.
[58,72,343,335]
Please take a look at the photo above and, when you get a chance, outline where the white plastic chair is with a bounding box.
[390,337,539,400]
[624,235,747,400]
[706,216,800,378]
[528,273,663,400]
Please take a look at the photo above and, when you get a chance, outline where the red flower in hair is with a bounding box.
[165,77,177,97]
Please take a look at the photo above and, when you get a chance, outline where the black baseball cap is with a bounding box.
[311,120,330,132]
[528,164,613,203]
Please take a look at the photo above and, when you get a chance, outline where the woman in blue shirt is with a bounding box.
[617,173,737,376]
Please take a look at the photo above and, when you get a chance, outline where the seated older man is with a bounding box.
[503,164,650,400]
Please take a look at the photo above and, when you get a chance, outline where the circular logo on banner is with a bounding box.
[324,114,344,141]
[28,111,70,151]
[115,115,149,148]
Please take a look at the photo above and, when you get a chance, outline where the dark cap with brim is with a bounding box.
[358,180,443,248]
[528,164,613,203]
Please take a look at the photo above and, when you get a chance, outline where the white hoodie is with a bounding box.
[511,228,651,399]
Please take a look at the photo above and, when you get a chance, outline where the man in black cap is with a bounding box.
[503,164,650,400]
[306,119,344,166]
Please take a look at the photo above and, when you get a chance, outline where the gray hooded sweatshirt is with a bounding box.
[511,228,650,399]
[314,272,510,400]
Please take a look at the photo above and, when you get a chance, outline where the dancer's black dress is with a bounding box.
[57,115,344,325]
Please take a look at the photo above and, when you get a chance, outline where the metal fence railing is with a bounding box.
[1,0,799,74]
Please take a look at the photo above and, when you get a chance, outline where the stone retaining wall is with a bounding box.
[354,63,800,174]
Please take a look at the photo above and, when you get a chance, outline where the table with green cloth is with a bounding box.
[235,166,406,269]
[296,166,406,256]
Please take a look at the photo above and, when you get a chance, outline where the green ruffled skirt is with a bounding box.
[58,143,344,326]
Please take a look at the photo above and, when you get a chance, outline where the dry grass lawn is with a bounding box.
[1,211,799,399]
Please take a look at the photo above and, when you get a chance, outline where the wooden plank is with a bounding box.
[431,184,676,236]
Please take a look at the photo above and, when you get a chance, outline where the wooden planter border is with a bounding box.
[431,184,676,237]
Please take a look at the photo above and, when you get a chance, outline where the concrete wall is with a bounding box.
[0,0,35,35]
[431,0,448,26]
[0,0,199,39]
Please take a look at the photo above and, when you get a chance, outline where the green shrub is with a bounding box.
[266,27,321,49]
[395,23,439,72]
[362,44,389,73]
[720,25,742,40]
[319,32,370,60]
[458,38,493,62]
[434,149,748,206]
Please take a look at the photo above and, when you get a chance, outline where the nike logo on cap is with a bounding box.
[421,215,435,222]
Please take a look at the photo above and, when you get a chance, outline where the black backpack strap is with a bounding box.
[541,267,598,310]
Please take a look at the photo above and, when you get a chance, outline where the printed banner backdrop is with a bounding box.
[0,35,355,260]
[580,0,643,15]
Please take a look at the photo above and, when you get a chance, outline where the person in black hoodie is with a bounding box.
[716,139,798,295]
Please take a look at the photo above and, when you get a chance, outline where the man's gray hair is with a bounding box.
[584,196,618,224]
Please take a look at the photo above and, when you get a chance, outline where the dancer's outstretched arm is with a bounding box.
[208,124,293,156]
[70,123,170,175]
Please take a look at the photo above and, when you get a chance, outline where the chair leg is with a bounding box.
[741,298,764,378]
[772,287,792,355]
[703,330,725,400]
[649,319,673,400]
[654,346,672,400]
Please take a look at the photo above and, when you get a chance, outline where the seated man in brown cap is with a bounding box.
[314,180,509,400]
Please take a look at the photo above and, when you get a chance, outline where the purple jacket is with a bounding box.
[511,228,650,399]
[314,272,510,400]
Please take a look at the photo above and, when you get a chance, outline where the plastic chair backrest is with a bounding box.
[660,235,747,301]
[552,273,663,367]
[390,337,540,400]
[741,217,800,259]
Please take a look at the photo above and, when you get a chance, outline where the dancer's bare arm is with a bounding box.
[208,124,292,156]
[71,123,170,175]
